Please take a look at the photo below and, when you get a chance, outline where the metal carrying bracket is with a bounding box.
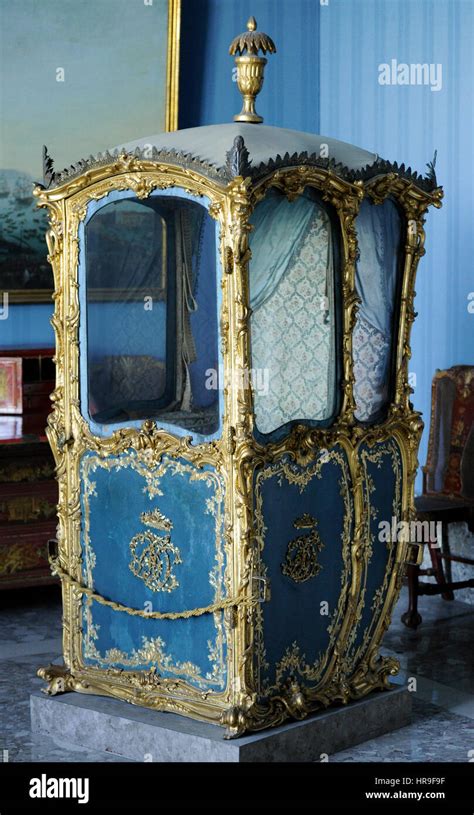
[253,575,271,603]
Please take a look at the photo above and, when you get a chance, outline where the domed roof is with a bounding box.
[41,121,437,193]
[118,122,377,177]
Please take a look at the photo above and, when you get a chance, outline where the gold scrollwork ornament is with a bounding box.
[281,514,324,583]
[129,529,182,594]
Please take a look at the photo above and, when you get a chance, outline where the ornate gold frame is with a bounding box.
[34,152,442,736]
[166,0,181,133]
[8,0,181,305]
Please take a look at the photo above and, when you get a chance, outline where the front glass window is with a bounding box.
[84,195,219,435]
[249,187,337,436]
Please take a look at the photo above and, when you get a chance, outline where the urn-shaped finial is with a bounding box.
[229,17,276,124]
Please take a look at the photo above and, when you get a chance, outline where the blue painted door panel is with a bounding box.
[253,446,353,697]
[79,450,227,692]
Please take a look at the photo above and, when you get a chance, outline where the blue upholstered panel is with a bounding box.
[79,450,227,692]
[253,446,353,697]
[348,437,403,665]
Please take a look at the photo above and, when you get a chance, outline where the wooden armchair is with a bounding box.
[402,366,474,628]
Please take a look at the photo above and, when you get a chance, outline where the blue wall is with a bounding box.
[319,0,474,490]
[0,304,54,348]
[179,0,320,131]
[4,0,472,494]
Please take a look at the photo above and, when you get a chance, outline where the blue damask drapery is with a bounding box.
[353,198,402,421]
[248,191,320,310]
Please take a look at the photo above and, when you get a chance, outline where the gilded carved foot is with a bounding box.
[220,705,249,739]
[220,680,314,738]
[37,664,86,696]
[349,651,400,697]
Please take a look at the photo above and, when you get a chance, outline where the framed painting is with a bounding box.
[0,0,180,304]
[0,358,22,415]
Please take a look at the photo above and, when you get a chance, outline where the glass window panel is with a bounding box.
[353,198,403,422]
[249,188,336,436]
[84,195,219,435]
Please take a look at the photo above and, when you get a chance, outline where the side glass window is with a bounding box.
[249,187,337,436]
[84,196,219,435]
[353,197,403,422]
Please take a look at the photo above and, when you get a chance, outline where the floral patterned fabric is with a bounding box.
[250,194,334,435]
[353,317,390,422]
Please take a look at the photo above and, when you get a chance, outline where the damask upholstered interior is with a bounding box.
[249,188,336,435]
[84,195,219,435]
[353,197,403,422]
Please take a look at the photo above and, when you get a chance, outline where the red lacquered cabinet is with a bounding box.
[0,348,58,589]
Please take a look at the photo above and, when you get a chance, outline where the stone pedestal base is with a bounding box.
[31,685,411,762]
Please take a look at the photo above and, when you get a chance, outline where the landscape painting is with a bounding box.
[0,0,179,302]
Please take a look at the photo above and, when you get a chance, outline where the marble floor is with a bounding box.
[0,585,473,762]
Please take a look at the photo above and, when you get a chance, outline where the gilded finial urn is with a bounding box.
[35,18,442,737]
[229,16,276,123]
